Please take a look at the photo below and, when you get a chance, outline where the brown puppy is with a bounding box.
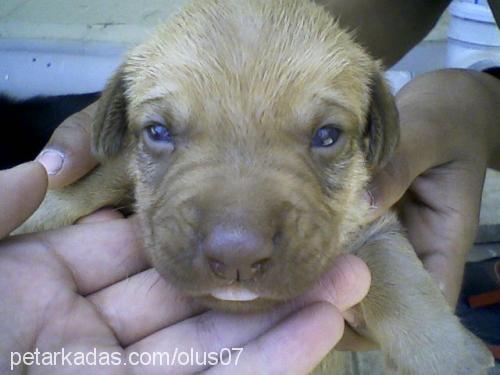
[16,0,493,373]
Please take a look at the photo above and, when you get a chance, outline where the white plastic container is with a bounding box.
[446,0,500,70]
[0,39,126,99]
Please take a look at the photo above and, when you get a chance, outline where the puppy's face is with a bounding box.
[93,0,398,311]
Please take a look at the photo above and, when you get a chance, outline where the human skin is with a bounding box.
[0,162,371,374]
[315,0,452,68]
[22,0,500,356]
[337,68,500,350]
[368,69,500,305]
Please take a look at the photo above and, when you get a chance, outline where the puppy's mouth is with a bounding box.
[210,286,260,302]
[195,285,285,312]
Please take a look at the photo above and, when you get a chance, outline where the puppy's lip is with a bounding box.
[210,286,260,302]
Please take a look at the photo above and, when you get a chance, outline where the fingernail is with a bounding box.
[36,150,64,176]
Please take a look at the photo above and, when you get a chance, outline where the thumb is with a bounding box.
[0,162,48,238]
[300,254,371,311]
[366,153,413,221]
[36,102,99,189]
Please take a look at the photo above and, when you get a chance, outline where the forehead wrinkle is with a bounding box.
[131,94,191,130]
[124,0,375,136]
[142,82,179,102]
[316,91,360,120]
[316,89,366,124]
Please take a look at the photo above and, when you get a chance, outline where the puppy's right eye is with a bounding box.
[312,125,341,148]
[145,123,172,143]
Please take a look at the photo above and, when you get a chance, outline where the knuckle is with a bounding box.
[193,313,221,355]
[387,154,412,188]
[59,111,93,137]
[379,159,412,202]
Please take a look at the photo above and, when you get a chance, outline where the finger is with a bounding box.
[296,255,373,353]
[420,252,464,305]
[88,268,204,347]
[89,255,369,350]
[125,305,298,374]
[406,215,468,307]
[298,254,371,311]
[0,162,48,238]
[76,207,125,224]
[366,151,413,220]
[402,162,485,305]
[31,216,148,294]
[207,302,344,375]
[37,102,99,189]
[92,267,289,351]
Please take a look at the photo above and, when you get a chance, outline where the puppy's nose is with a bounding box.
[203,225,272,281]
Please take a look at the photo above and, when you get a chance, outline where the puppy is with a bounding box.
[16,0,494,373]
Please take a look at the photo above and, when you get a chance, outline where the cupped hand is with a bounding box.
[367,69,500,306]
[0,162,371,374]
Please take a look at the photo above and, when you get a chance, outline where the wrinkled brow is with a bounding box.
[292,88,362,131]
[134,85,191,126]
[141,83,180,103]
[315,89,360,119]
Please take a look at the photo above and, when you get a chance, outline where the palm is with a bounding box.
[399,160,486,305]
[0,228,127,374]
[1,215,370,374]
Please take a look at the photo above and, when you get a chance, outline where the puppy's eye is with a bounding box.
[145,123,172,143]
[312,125,341,148]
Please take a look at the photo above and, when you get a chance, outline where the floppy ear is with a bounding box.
[364,71,400,169]
[92,67,129,160]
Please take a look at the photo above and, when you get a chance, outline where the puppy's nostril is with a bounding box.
[251,258,270,273]
[272,230,283,246]
[203,225,275,280]
[208,258,226,277]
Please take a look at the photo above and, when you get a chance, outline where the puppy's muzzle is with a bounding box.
[195,180,289,289]
[202,224,274,281]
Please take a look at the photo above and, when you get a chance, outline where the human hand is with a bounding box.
[0,162,48,237]
[0,163,371,374]
[366,69,500,306]
[35,102,99,189]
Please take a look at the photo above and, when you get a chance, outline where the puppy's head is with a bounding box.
[93,0,398,311]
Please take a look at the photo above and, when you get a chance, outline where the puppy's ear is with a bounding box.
[364,71,400,169]
[92,67,129,160]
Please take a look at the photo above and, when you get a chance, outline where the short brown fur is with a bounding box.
[16,0,493,373]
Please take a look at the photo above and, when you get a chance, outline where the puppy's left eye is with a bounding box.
[145,123,172,143]
[312,125,341,147]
